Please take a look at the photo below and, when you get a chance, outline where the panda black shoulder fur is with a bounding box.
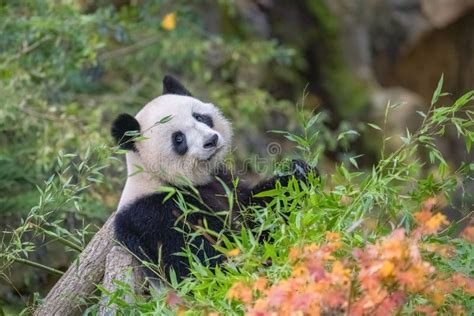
[112,75,317,282]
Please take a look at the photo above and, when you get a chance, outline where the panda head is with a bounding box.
[111,75,232,186]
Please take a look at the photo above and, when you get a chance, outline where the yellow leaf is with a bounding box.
[226,248,240,257]
[177,306,187,316]
[431,291,445,306]
[162,12,176,31]
[380,261,394,278]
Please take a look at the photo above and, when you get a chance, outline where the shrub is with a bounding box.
[95,80,474,315]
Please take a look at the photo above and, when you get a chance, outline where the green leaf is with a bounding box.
[349,157,358,169]
[254,189,281,197]
[169,268,178,287]
[367,123,381,131]
[400,136,410,145]
[157,115,173,124]
[337,130,360,141]
[416,111,426,118]
[431,73,444,105]
[124,130,140,136]
[306,112,322,129]
[453,90,474,110]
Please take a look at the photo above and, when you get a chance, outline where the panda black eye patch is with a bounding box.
[171,131,188,155]
[192,113,213,128]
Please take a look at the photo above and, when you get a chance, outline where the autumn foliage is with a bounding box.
[226,205,474,315]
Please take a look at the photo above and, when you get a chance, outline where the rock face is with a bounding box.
[391,10,474,103]
[370,87,424,151]
[229,0,473,167]
[325,0,474,97]
[371,2,474,167]
[421,0,474,28]
[324,0,474,164]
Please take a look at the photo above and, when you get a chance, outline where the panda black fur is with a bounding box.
[112,75,316,281]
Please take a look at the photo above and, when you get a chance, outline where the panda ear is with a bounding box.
[111,113,141,151]
[163,75,192,96]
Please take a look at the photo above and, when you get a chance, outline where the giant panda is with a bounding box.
[112,75,316,282]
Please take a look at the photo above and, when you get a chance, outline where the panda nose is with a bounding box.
[203,134,218,149]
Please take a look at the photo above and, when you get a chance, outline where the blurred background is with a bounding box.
[1,0,473,312]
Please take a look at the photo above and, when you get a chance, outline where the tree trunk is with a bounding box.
[98,246,145,316]
[34,212,131,316]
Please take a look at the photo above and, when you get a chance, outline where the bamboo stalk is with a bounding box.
[13,257,64,276]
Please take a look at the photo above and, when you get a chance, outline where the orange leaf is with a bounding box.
[422,197,437,212]
[425,213,449,234]
[227,281,252,304]
[253,277,268,292]
[226,248,240,257]
[460,224,474,243]
[325,232,341,241]
[379,261,394,278]
[289,247,300,260]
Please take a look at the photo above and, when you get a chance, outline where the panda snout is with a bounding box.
[203,134,218,149]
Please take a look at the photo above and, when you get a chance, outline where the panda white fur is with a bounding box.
[112,75,316,281]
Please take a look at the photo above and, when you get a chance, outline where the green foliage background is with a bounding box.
[0,0,307,217]
[0,1,319,310]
